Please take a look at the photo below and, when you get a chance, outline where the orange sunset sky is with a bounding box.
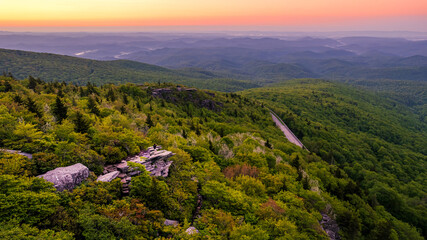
[1,0,427,31]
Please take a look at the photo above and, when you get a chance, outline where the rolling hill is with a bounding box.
[0,48,258,92]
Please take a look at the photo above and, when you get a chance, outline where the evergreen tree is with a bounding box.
[13,94,23,104]
[79,87,86,97]
[52,96,68,123]
[106,88,116,102]
[123,94,129,105]
[73,111,90,133]
[25,97,42,118]
[302,176,310,190]
[146,113,154,127]
[291,155,301,170]
[3,81,12,92]
[87,96,100,116]
[120,105,126,114]
[265,139,272,149]
[28,76,37,90]
[136,101,142,111]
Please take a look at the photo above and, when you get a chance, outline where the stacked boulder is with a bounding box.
[97,146,175,194]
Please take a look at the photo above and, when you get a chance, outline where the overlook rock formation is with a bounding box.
[37,163,89,191]
[99,146,175,194]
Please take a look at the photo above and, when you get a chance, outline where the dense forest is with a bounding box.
[242,79,427,238]
[0,76,424,239]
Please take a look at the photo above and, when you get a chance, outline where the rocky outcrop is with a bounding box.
[1,149,33,159]
[38,163,89,191]
[320,211,341,240]
[163,219,199,235]
[150,87,223,111]
[101,146,175,195]
[97,171,120,182]
[129,149,174,177]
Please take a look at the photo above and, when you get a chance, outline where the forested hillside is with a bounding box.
[0,76,424,239]
[0,48,257,92]
[242,79,427,238]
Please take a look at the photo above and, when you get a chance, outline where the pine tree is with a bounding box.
[87,96,100,116]
[123,94,129,105]
[25,97,42,118]
[136,101,142,111]
[302,176,310,190]
[79,87,86,97]
[52,96,68,123]
[106,88,116,102]
[73,111,90,133]
[4,81,12,92]
[120,105,126,114]
[146,113,154,127]
[265,139,272,149]
[291,155,301,170]
[13,94,23,104]
[28,76,37,90]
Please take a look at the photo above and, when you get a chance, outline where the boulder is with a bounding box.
[186,227,199,235]
[164,219,179,227]
[38,163,89,191]
[97,171,120,182]
[116,162,129,173]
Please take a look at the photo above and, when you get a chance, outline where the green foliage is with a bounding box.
[201,180,255,215]
[0,220,74,240]
[0,77,424,239]
[78,209,139,240]
[243,79,427,238]
[0,152,34,176]
[0,175,59,226]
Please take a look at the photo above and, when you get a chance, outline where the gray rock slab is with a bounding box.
[37,163,89,191]
[97,171,120,182]
[164,219,179,227]
[116,162,129,173]
[1,149,33,159]
[148,150,174,161]
[129,171,141,176]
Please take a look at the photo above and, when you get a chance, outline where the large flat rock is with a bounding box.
[97,171,120,182]
[37,163,89,191]
[148,150,174,161]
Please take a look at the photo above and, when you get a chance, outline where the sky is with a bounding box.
[1,0,427,32]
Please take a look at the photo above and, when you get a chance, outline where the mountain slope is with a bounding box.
[0,48,258,92]
[242,79,427,236]
[0,76,424,239]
